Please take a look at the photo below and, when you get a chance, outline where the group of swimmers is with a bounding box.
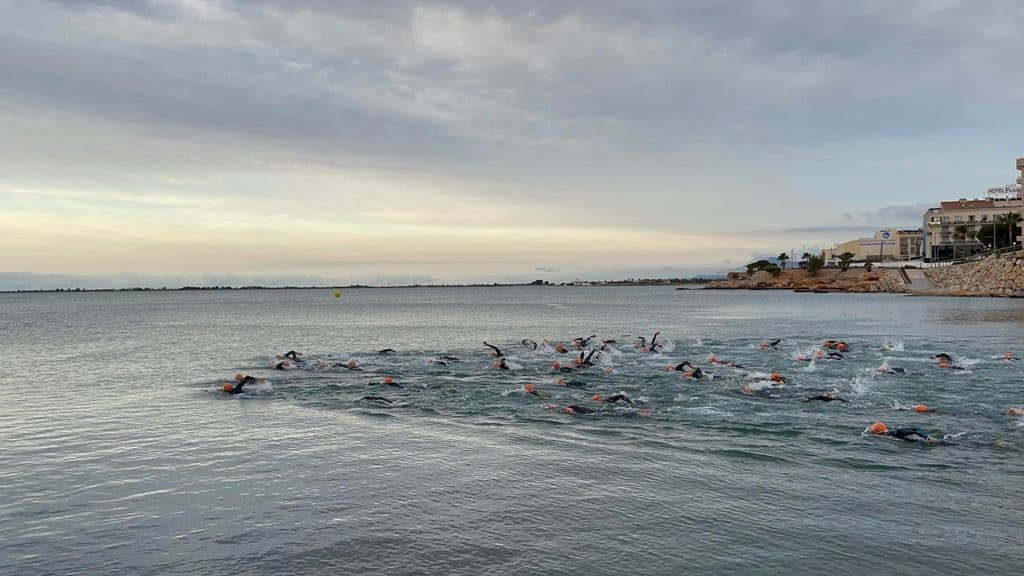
[223,334,1023,445]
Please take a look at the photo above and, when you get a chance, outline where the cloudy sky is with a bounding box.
[1,0,1022,288]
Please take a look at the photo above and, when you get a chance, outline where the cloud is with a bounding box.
[1,1,1022,286]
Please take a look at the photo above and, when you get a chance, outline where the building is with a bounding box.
[1018,157,1024,243]
[921,193,1022,261]
[823,229,923,263]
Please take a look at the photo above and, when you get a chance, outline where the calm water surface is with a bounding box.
[2,287,1022,575]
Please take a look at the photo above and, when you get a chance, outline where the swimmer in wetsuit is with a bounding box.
[593,393,635,405]
[669,361,705,379]
[554,378,588,388]
[482,341,504,358]
[760,338,784,350]
[370,376,401,388]
[360,395,393,404]
[869,422,945,445]
[562,405,596,415]
[826,351,844,360]
[283,350,301,360]
[930,353,963,370]
[552,361,577,373]
[495,357,510,370]
[378,348,397,355]
[801,391,847,403]
[223,373,262,394]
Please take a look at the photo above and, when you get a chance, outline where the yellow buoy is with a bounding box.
[333,290,342,298]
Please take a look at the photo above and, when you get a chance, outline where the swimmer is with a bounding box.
[868,422,946,445]
[1007,407,1024,416]
[427,357,448,366]
[876,363,907,374]
[931,354,964,370]
[521,339,539,352]
[482,341,504,358]
[554,378,588,388]
[272,359,294,370]
[759,338,784,350]
[494,357,510,370]
[592,393,635,405]
[574,349,600,368]
[222,373,264,394]
[359,395,393,404]
[283,350,302,360]
[668,361,705,379]
[378,348,397,355]
[1001,352,1016,361]
[553,342,569,354]
[708,354,744,368]
[826,351,844,360]
[551,361,577,373]
[370,376,401,388]
[562,405,596,415]
[572,335,597,348]
[522,384,550,398]
[801,390,848,403]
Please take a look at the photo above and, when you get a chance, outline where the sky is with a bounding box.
[1,0,1023,289]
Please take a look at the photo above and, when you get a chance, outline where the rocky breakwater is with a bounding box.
[705,268,908,293]
[924,252,1024,296]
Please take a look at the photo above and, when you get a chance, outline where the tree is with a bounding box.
[838,251,856,272]
[764,263,782,276]
[777,252,789,269]
[806,255,825,277]
[864,261,873,272]
[999,212,1023,250]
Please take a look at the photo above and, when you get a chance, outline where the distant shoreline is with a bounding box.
[1,278,714,294]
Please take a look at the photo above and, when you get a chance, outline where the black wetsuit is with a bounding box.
[556,366,577,373]
[497,358,510,370]
[360,395,393,404]
[674,362,704,379]
[483,342,504,358]
[378,348,396,355]
[228,376,259,394]
[889,427,939,444]
[604,394,631,404]
[931,353,953,362]
[522,339,538,351]
[827,352,844,360]
[769,338,782,347]
[649,332,661,352]
[802,394,847,403]
[284,351,300,360]
[564,405,596,414]
[563,380,587,388]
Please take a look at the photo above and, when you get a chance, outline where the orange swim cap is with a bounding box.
[384,376,394,385]
[524,384,536,393]
[493,361,502,368]
[838,343,848,351]
[235,373,244,381]
[592,394,604,402]
[709,355,719,363]
[552,361,561,369]
[914,404,930,413]
[223,383,234,393]
[770,372,782,382]
[870,422,888,435]
[939,360,949,368]
[347,360,358,369]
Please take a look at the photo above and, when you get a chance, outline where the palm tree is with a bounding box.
[777,252,789,269]
[999,212,1023,250]
[953,224,968,261]
[967,229,978,257]
[838,251,855,272]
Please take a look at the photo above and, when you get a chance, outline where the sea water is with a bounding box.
[2,287,1022,575]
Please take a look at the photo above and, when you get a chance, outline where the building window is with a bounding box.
[954,216,962,222]
[968,215,975,222]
